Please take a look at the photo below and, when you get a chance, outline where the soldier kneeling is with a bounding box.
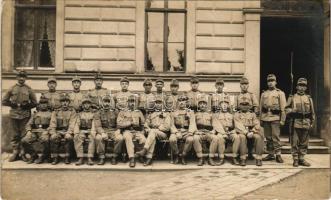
[74,96,95,165]
[234,99,264,166]
[117,95,146,168]
[93,95,123,165]
[193,95,218,166]
[21,95,51,164]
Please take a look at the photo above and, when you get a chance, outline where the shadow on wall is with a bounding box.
[2,115,14,153]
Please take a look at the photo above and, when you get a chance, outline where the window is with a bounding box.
[145,0,186,72]
[14,0,56,70]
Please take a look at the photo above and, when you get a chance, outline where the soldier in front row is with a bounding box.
[49,93,76,165]
[234,98,264,166]
[2,70,38,162]
[93,95,123,165]
[135,96,175,166]
[193,95,218,166]
[117,95,146,168]
[212,96,242,165]
[261,74,286,163]
[21,95,52,164]
[286,78,315,167]
[171,95,197,165]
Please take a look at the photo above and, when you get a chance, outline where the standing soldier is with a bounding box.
[74,95,96,166]
[49,93,76,165]
[135,96,175,166]
[21,95,52,164]
[138,78,156,116]
[93,95,123,165]
[69,75,84,112]
[171,95,196,165]
[234,98,264,166]
[154,78,166,104]
[187,76,202,112]
[236,77,260,159]
[117,95,146,168]
[43,76,61,110]
[167,79,180,110]
[2,70,37,162]
[261,74,286,163]
[211,78,231,113]
[88,72,113,109]
[212,96,242,165]
[114,76,133,111]
[286,78,315,167]
[193,95,218,166]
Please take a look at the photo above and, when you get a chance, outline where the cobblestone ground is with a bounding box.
[100,169,302,200]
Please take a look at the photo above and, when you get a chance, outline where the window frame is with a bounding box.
[144,0,187,73]
[14,1,56,70]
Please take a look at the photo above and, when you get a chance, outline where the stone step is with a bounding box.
[281,146,329,154]
[278,137,325,146]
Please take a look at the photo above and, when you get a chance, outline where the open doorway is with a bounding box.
[260,16,324,137]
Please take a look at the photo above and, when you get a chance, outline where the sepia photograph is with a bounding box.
[0,0,330,199]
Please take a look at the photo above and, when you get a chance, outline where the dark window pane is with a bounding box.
[38,40,55,67]
[168,0,186,9]
[168,13,185,43]
[16,0,37,5]
[147,12,164,42]
[146,0,165,8]
[15,8,35,40]
[16,0,56,5]
[14,41,34,67]
[40,0,56,5]
[167,43,184,72]
[37,10,56,40]
[147,43,164,72]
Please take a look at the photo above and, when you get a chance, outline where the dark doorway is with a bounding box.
[260,16,324,136]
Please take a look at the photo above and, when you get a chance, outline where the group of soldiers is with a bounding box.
[2,71,315,168]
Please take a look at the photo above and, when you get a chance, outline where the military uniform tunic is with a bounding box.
[114,91,134,110]
[260,88,286,155]
[211,92,231,112]
[2,83,37,150]
[49,108,76,158]
[88,88,113,109]
[186,90,202,111]
[138,92,156,114]
[44,91,61,110]
[236,92,259,113]
[69,90,85,112]
[92,109,124,158]
[193,111,218,158]
[117,110,146,158]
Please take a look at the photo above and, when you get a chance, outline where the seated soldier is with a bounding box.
[212,96,242,165]
[49,93,76,165]
[74,96,96,166]
[234,98,264,166]
[21,95,52,164]
[93,95,123,165]
[135,96,176,166]
[193,95,218,166]
[170,95,197,165]
[117,95,146,168]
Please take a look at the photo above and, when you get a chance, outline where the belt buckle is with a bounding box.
[38,125,43,128]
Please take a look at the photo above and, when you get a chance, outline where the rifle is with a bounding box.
[288,51,294,143]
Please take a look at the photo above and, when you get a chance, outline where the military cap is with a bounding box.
[170,79,179,86]
[165,96,174,103]
[16,70,27,78]
[239,96,250,105]
[47,76,57,83]
[178,94,188,101]
[297,77,307,86]
[190,76,199,83]
[94,72,103,80]
[155,77,164,84]
[215,78,224,85]
[120,76,129,83]
[267,74,276,81]
[143,78,152,86]
[240,77,249,84]
[60,93,71,102]
[219,95,230,104]
[72,75,81,82]
[82,95,92,104]
[102,95,112,101]
[128,95,137,102]
[155,96,163,103]
[39,94,48,104]
[198,95,208,103]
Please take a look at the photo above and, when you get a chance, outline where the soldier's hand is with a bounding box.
[280,121,285,127]
[222,134,229,140]
[101,133,108,140]
[247,132,254,138]
[188,132,193,137]
[64,133,72,140]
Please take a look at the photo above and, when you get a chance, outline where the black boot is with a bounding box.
[299,159,311,167]
[64,157,71,164]
[256,159,262,166]
[240,159,246,166]
[262,154,275,161]
[51,157,59,165]
[248,153,255,160]
[144,158,152,166]
[98,158,105,165]
[21,154,29,162]
[197,157,204,166]
[217,158,225,166]
[208,157,217,166]
[129,157,136,168]
[8,150,19,162]
[276,155,284,163]
[27,155,37,164]
[293,159,299,167]
[111,157,118,165]
[181,155,187,165]
[87,158,94,165]
[171,154,179,164]
[232,157,239,165]
[75,157,84,166]
[34,155,44,164]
